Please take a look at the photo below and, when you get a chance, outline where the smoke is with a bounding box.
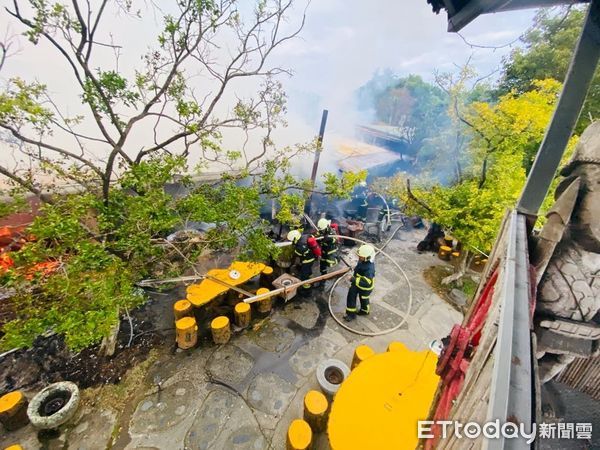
[264,0,536,185]
[0,0,535,183]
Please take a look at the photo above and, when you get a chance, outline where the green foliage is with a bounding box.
[384,80,566,253]
[356,72,450,154]
[0,78,53,130]
[82,70,139,116]
[323,170,367,199]
[1,256,143,351]
[498,7,599,132]
[2,192,145,350]
[24,1,81,44]
[468,79,562,173]
[0,193,27,219]
[273,192,305,226]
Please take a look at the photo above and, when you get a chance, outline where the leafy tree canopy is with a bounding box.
[498,7,599,132]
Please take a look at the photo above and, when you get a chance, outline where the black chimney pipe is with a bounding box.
[305,109,329,216]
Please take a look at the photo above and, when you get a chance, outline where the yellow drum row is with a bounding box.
[173,287,274,349]
[286,390,330,450]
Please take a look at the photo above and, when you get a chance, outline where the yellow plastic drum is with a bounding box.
[0,391,29,431]
[286,419,312,450]
[175,316,198,350]
[173,299,192,320]
[255,287,273,314]
[211,316,231,345]
[303,390,329,432]
[234,302,251,328]
[351,344,375,370]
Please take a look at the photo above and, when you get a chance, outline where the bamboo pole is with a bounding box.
[243,267,350,304]
[138,273,254,297]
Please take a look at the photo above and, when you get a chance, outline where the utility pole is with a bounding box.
[306,109,329,216]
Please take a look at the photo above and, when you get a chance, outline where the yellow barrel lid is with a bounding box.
[386,341,404,352]
[4,445,24,450]
[235,302,250,313]
[211,316,230,329]
[0,391,23,413]
[262,266,274,275]
[176,316,196,330]
[355,344,375,360]
[440,245,452,251]
[174,299,191,311]
[304,390,328,414]
[452,252,460,256]
[287,419,312,449]
[256,287,270,296]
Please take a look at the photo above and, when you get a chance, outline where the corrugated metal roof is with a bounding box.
[427,0,590,31]
[334,139,403,172]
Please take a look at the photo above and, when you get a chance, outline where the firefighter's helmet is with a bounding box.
[287,229,302,243]
[357,244,375,260]
[317,218,330,231]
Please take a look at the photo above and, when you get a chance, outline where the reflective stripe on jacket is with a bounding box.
[294,234,320,263]
[353,260,375,291]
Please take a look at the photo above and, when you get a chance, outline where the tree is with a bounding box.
[383,78,569,284]
[498,7,599,132]
[0,0,364,351]
[1,0,308,202]
[355,68,399,113]
[356,72,450,162]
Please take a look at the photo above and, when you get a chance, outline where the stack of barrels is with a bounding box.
[173,268,276,350]
[286,390,330,450]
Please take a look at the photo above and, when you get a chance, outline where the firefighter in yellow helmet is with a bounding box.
[315,218,340,275]
[344,244,375,322]
[287,229,321,296]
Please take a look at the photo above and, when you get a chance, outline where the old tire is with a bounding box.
[27,381,80,430]
[316,359,350,397]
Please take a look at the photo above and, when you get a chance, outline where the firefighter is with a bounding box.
[353,181,369,222]
[344,244,375,322]
[287,229,322,296]
[316,218,340,275]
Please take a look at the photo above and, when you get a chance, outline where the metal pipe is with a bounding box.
[326,231,414,337]
[517,0,600,217]
[243,266,350,304]
[306,109,329,215]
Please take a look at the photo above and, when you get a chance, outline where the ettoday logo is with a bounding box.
[418,420,593,443]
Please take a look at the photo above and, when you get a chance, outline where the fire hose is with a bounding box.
[268,222,410,336]
[327,226,413,337]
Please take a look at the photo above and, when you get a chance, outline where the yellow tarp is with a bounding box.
[186,261,267,307]
[328,343,440,450]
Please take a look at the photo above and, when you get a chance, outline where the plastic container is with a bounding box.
[173,299,192,320]
[211,316,231,344]
[176,316,198,349]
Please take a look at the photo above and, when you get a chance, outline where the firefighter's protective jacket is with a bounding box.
[353,260,375,291]
[317,224,340,255]
[294,234,321,263]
